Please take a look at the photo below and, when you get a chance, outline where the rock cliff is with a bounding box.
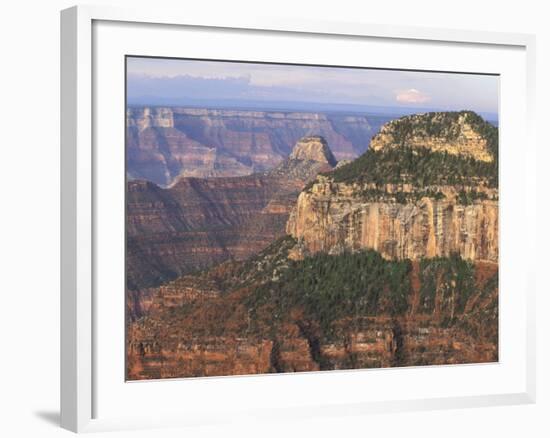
[126,136,336,316]
[287,111,499,262]
[286,181,498,262]
[126,107,385,186]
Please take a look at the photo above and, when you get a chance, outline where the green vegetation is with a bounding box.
[456,189,489,205]
[418,254,476,323]
[234,235,298,285]
[327,145,497,188]
[247,249,411,337]
[387,112,463,142]
[456,271,498,342]
[323,111,498,192]
[464,111,499,162]
[356,187,446,204]
[384,111,492,144]
[240,240,494,341]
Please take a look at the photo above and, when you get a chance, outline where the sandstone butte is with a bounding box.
[289,136,338,166]
[287,112,499,263]
[126,111,499,380]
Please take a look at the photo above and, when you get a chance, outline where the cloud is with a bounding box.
[126,57,498,113]
[395,88,431,104]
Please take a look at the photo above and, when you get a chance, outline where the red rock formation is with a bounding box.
[126,256,497,380]
[126,138,337,317]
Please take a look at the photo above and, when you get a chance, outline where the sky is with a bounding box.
[126,57,499,117]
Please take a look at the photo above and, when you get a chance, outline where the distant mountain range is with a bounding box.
[127,98,498,122]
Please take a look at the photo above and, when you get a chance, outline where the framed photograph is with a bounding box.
[61,5,536,433]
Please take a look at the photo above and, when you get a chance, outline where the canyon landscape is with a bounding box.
[125,57,499,380]
[126,106,392,186]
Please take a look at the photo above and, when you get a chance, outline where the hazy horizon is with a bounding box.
[127,56,499,120]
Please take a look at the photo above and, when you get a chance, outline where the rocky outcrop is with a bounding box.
[369,111,494,162]
[289,136,337,166]
[127,107,384,186]
[286,181,498,262]
[127,106,175,130]
[287,111,499,262]
[334,159,352,169]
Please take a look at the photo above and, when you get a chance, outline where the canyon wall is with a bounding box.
[126,107,385,186]
[126,175,290,293]
[126,137,336,308]
[287,111,499,262]
[287,181,498,262]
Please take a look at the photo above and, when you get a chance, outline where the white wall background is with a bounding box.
[0,1,547,436]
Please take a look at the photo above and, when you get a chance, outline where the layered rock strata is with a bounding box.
[287,111,499,262]
[126,107,383,186]
[289,136,337,166]
[126,137,337,316]
[286,181,498,262]
[126,258,498,380]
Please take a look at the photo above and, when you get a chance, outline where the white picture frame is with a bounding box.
[60,4,536,433]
